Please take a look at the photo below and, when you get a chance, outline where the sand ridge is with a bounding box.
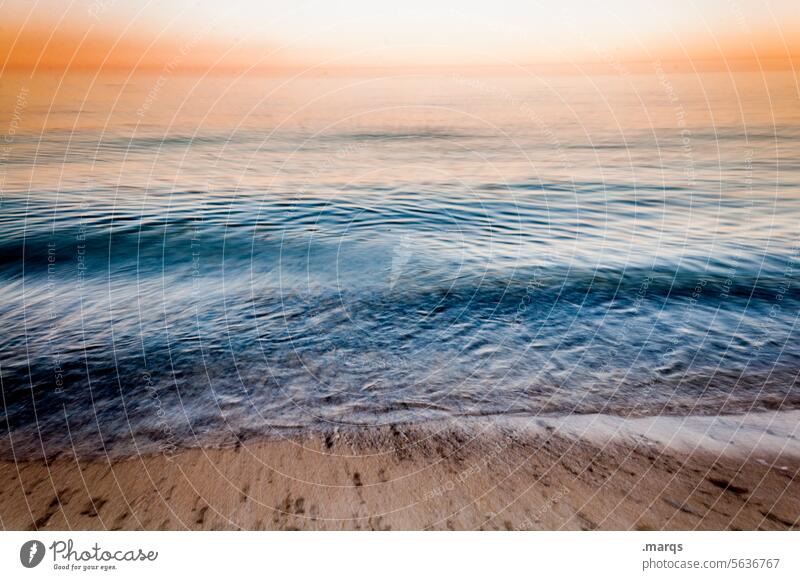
[1,414,798,530]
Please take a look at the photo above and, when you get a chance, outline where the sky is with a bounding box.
[1,0,799,73]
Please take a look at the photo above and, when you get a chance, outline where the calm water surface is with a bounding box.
[1,70,799,457]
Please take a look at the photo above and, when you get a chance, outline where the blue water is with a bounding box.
[1,71,799,458]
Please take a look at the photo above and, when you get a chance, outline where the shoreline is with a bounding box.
[1,411,798,530]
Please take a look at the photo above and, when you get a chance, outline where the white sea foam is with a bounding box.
[518,410,800,459]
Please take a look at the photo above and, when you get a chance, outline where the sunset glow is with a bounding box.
[2,0,799,73]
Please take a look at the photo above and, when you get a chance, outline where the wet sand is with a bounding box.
[1,412,799,530]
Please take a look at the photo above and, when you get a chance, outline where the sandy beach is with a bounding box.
[1,412,798,531]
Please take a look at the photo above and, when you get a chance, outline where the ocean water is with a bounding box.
[1,70,799,458]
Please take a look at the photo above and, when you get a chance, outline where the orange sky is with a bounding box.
[1,0,798,74]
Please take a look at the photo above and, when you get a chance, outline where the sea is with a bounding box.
[1,69,799,458]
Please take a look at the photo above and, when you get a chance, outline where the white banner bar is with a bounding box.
[1,532,797,579]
